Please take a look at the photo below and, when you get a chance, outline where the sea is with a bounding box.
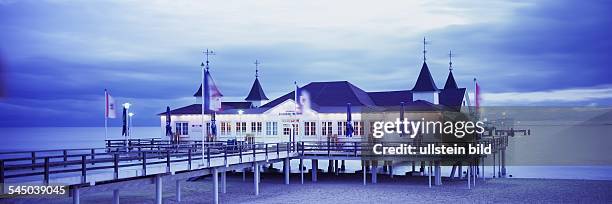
[1,126,611,181]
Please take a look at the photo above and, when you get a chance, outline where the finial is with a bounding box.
[254,60,260,78]
[422,37,428,62]
[203,49,215,71]
[448,50,454,71]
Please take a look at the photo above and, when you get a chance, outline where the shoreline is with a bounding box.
[5,172,612,204]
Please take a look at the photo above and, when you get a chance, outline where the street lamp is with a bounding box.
[237,110,244,141]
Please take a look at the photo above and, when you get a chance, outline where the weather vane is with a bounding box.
[254,60,261,78]
[423,37,429,62]
[448,50,454,71]
[203,49,215,71]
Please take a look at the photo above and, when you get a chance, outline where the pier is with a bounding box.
[0,135,509,204]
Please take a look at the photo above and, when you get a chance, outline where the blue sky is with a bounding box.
[0,0,611,127]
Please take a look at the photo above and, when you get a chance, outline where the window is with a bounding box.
[369,121,376,136]
[353,121,364,136]
[175,122,188,135]
[266,122,278,135]
[251,122,262,135]
[293,123,299,136]
[338,122,347,136]
[283,125,291,136]
[304,121,316,136]
[236,122,247,135]
[321,122,333,136]
[220,122,232,135]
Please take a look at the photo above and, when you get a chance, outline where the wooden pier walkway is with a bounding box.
[0,136,509,204]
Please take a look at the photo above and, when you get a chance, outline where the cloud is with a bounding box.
[482,85,612,106]
[0,0,611,126]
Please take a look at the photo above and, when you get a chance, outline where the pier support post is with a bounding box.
[420,161,425,174]
[482,157,486,181]
[72,188,80,204]
[243,168,246,182]
[458,162,463,179]
[300,158,304,184]
[389,161,394,178]
[412,161,416,172]
[334,160,339,175]
[327,160,333,174]
[155,175,162,204]
[435,161,442,186]
[284,158,290,184]
[502,149,507,177]
[254,164,260,196]
[473,164,476,187]
[362,160,366,186]
[467,163,471,189]
[311,159,318,182]
[213,168,219,204]
[428,161,432,188]
[371,160,377,184]
[113,189,120,204]
[341,160,346,171]
[221,170,227,193]
[176,180,181,202]
[493,152,496,178]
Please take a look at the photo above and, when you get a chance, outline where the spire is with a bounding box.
[423,37,428,62]
[203,49,215,71]
[245,60,269,101]
[412,62,439,92]
[444,50,458,89]
[254,60,260,78]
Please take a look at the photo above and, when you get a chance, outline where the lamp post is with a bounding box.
[238,110,244,142]
[128,112,135,139]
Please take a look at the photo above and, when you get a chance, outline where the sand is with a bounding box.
[4,172,612,204]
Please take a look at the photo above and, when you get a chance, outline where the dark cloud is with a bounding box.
[0,0,611,127]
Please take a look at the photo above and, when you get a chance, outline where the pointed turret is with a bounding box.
[444,70,458,89]
[412,62,439,92]
[443,50,458,89]
[412,37,440,104]
[245,60,268,107]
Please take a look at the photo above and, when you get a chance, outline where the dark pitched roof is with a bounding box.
[443,71,458,89]
[261,81,376,109]
[439,88,466,110]
[412,62,439,92]
[193,86,202,97]
[222,102,252,110]
[367,90,413,106]
[245,78,269,101]
[158,104,215,115]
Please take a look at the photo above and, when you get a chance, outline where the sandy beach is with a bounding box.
[4,172,612,204]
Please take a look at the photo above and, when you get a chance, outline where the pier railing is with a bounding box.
[0,142,295,193]
[1,136,508,194]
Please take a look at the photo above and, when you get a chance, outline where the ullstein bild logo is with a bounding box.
[371,118,486,139]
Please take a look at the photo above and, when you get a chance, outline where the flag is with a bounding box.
[165,106,172,137]
[399,102,405,137]
[203,70,223,112]
[295,82,310,114]
[475,78,481,108]
[122,107,127,136]
[105,90,116,119]
[346,103,354,137]
[210,112,217,136]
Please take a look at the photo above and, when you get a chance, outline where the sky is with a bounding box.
[0,0,611,127]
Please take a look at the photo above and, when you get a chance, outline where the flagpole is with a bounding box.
[104,89,108,141]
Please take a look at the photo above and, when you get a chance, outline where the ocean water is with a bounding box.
[0,127,163,151]
[1,127,611,180]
